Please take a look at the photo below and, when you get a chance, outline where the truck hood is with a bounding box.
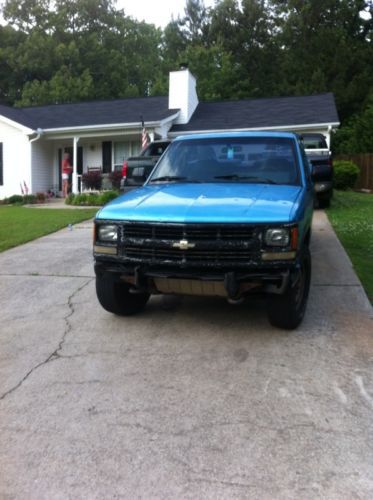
[97,183,302,223]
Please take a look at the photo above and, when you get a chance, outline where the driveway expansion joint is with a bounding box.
[0,278,93,402]
[0,273,94,278]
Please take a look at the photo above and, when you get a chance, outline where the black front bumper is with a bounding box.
[94,257,297,298]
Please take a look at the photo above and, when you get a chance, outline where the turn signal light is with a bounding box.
[290,227,298,250]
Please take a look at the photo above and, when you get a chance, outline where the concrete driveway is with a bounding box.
[0,211,372,499]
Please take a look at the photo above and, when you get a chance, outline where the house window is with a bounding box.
[0,143,3,186]
[113,141,141,169]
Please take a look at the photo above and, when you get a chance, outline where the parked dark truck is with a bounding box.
[301,133,333,208]
[94,132,314,330]
[120,140,171,193]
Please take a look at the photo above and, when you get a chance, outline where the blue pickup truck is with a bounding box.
[93,132,314,329]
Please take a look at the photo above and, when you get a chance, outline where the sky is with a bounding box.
[116,0,216,28]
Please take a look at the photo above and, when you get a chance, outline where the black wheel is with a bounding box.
[318,197,330,208]
[267,247,311,329]
[96,273,150,315]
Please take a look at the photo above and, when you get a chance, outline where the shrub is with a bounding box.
[64,190,118,206]
[35,192,46,203]
[6,195,24,204]
[87,194,100,205]
[333,160,360,190]
[98,190,119,205]
[82,171,102,190]
[71,193,99,206]
[23,194,37,204]
[109,171,122,190]
[65,193,75,205]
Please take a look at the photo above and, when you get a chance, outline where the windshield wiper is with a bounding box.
[149,175,187,183]
[214,175,278,184]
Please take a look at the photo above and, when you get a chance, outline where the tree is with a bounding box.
[271,0,373,119]
[1,0,164,105]
[333,91,373,153]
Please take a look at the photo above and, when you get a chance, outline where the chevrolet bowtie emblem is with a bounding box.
[172,239,195,250]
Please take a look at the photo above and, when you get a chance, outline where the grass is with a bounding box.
[326,190,373,302]
[0,206,98,252]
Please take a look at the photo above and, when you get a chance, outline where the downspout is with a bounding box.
[28,128,44,193]
[30,128,43,143]
[326,125,332,149]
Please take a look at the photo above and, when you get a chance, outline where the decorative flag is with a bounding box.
[141,117,149,150]
[23,181,29,195]
[20,182,24,195]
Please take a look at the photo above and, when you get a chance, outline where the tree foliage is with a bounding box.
[0,0,372,152]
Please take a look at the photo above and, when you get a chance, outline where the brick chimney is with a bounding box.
[168,66,198,125]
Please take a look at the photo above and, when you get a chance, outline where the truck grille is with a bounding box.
[119,222,261,265]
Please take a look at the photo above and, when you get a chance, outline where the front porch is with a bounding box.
[30,128,158,196]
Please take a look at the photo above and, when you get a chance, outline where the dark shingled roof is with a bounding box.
[0,92,339,133]
[171,93,339,133]
[0,96,178,130]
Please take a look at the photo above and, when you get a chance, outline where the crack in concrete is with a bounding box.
[312,284,361,287]
[0,278,93,402]
[0,273,94,278]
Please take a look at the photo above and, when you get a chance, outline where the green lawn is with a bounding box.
[0,206,98,252]
[326,191,373,302]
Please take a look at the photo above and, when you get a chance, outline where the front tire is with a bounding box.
[318,197,330,209]
[96,273,150,315]
[267,248,311,329]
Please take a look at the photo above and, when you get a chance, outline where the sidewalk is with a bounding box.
[26,197,99,209]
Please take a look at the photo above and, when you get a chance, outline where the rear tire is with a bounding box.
[318,197,330,208]
[267,247,311,329]
[96,273,150,315]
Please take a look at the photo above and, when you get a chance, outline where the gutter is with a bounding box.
[41,115,180,135]
[168,122,341,138]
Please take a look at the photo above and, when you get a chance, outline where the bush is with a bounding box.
[99,190,119,205]
[23,194,37,204]
[70,193,98,206]
[65,193,75,205]
[109,171,122,190]
[82,171,102,190]
[65,190,118,206]
[35,192,46,203]
[333,160,360,190]
[6,195,24,204]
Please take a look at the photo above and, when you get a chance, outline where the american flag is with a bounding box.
[141,118,149,150]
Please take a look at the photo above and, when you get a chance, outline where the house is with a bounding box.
[0,68,339,198]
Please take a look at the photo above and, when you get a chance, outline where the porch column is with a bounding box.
[72,136,80,194]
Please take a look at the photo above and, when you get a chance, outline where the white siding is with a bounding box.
[0,121,30,199]
[84,143,102,169]
[31,140,54,193]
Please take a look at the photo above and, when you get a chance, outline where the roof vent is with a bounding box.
[179,62,189,70]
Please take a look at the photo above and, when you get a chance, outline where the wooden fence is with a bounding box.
[335,154,373,190]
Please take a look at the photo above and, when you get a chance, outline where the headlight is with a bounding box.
[97,224,118,242]
[265,228,290,247]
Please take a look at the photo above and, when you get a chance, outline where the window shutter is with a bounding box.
[102,141,112,174]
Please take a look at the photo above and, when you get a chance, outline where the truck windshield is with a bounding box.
[148,137,300,186]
